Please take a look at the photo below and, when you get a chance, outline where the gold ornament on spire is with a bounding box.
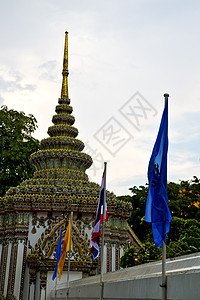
[61,31,69,99]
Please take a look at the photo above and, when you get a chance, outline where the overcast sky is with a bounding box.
[0,0,199,195]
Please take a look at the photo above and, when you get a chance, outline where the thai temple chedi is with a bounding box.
[0,32,141,300]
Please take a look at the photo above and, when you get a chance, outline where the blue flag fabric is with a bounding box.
[52,229,62,280]
[145,99,172,247]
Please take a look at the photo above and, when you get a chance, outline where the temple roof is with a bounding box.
[30,31,93,181]
[0,32,132,219]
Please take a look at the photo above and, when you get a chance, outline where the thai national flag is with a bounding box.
[90,170,108,259]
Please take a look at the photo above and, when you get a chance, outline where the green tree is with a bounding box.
[120,177,200,266]
[136,217,200,264]
[137,240,162,264]
[119,185,151,243]
[120,246,136,268]
[167,217,200,258]
[0,105,40,196]
[167,177,200,221]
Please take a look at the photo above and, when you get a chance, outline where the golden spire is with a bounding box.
[61,31,69,99]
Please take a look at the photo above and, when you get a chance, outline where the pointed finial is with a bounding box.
[164,93,169,105]
[61,31,69,100]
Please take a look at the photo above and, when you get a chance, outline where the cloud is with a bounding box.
[39,60,60,82]
[0,68,36,93]
[169,150,200,184]
[0,0,200,196]
[0,94,4,106]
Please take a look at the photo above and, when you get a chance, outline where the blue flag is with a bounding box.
[52,229,62,280]
[145,98,172,247]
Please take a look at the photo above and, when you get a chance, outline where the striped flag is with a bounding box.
[90,168,108,259]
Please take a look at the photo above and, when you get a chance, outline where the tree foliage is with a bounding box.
[167,217,200,258]
[120,246,136,268]
[128,185,151,242]
[0,105,40,196]
[119,177,200,267]
[137,240,162,264]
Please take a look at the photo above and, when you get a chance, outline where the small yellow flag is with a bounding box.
[58,216,72,280]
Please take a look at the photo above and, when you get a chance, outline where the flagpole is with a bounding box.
[54,274,57,300]
[66,211,73,300]
[161,93,169,300]
[161,240,167,300]
[100,162,107,300]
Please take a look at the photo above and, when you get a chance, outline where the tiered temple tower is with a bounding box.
[0,32,141,300]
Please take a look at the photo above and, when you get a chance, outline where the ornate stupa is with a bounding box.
[0,32,141,300]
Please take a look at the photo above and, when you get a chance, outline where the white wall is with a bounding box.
[46,271,82,300]
[28,213,48,249]
[4,243,11,297]
[61,252,200,300]
[0,244,2,263]
[112,245,115,272]
[14,241,24,299]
